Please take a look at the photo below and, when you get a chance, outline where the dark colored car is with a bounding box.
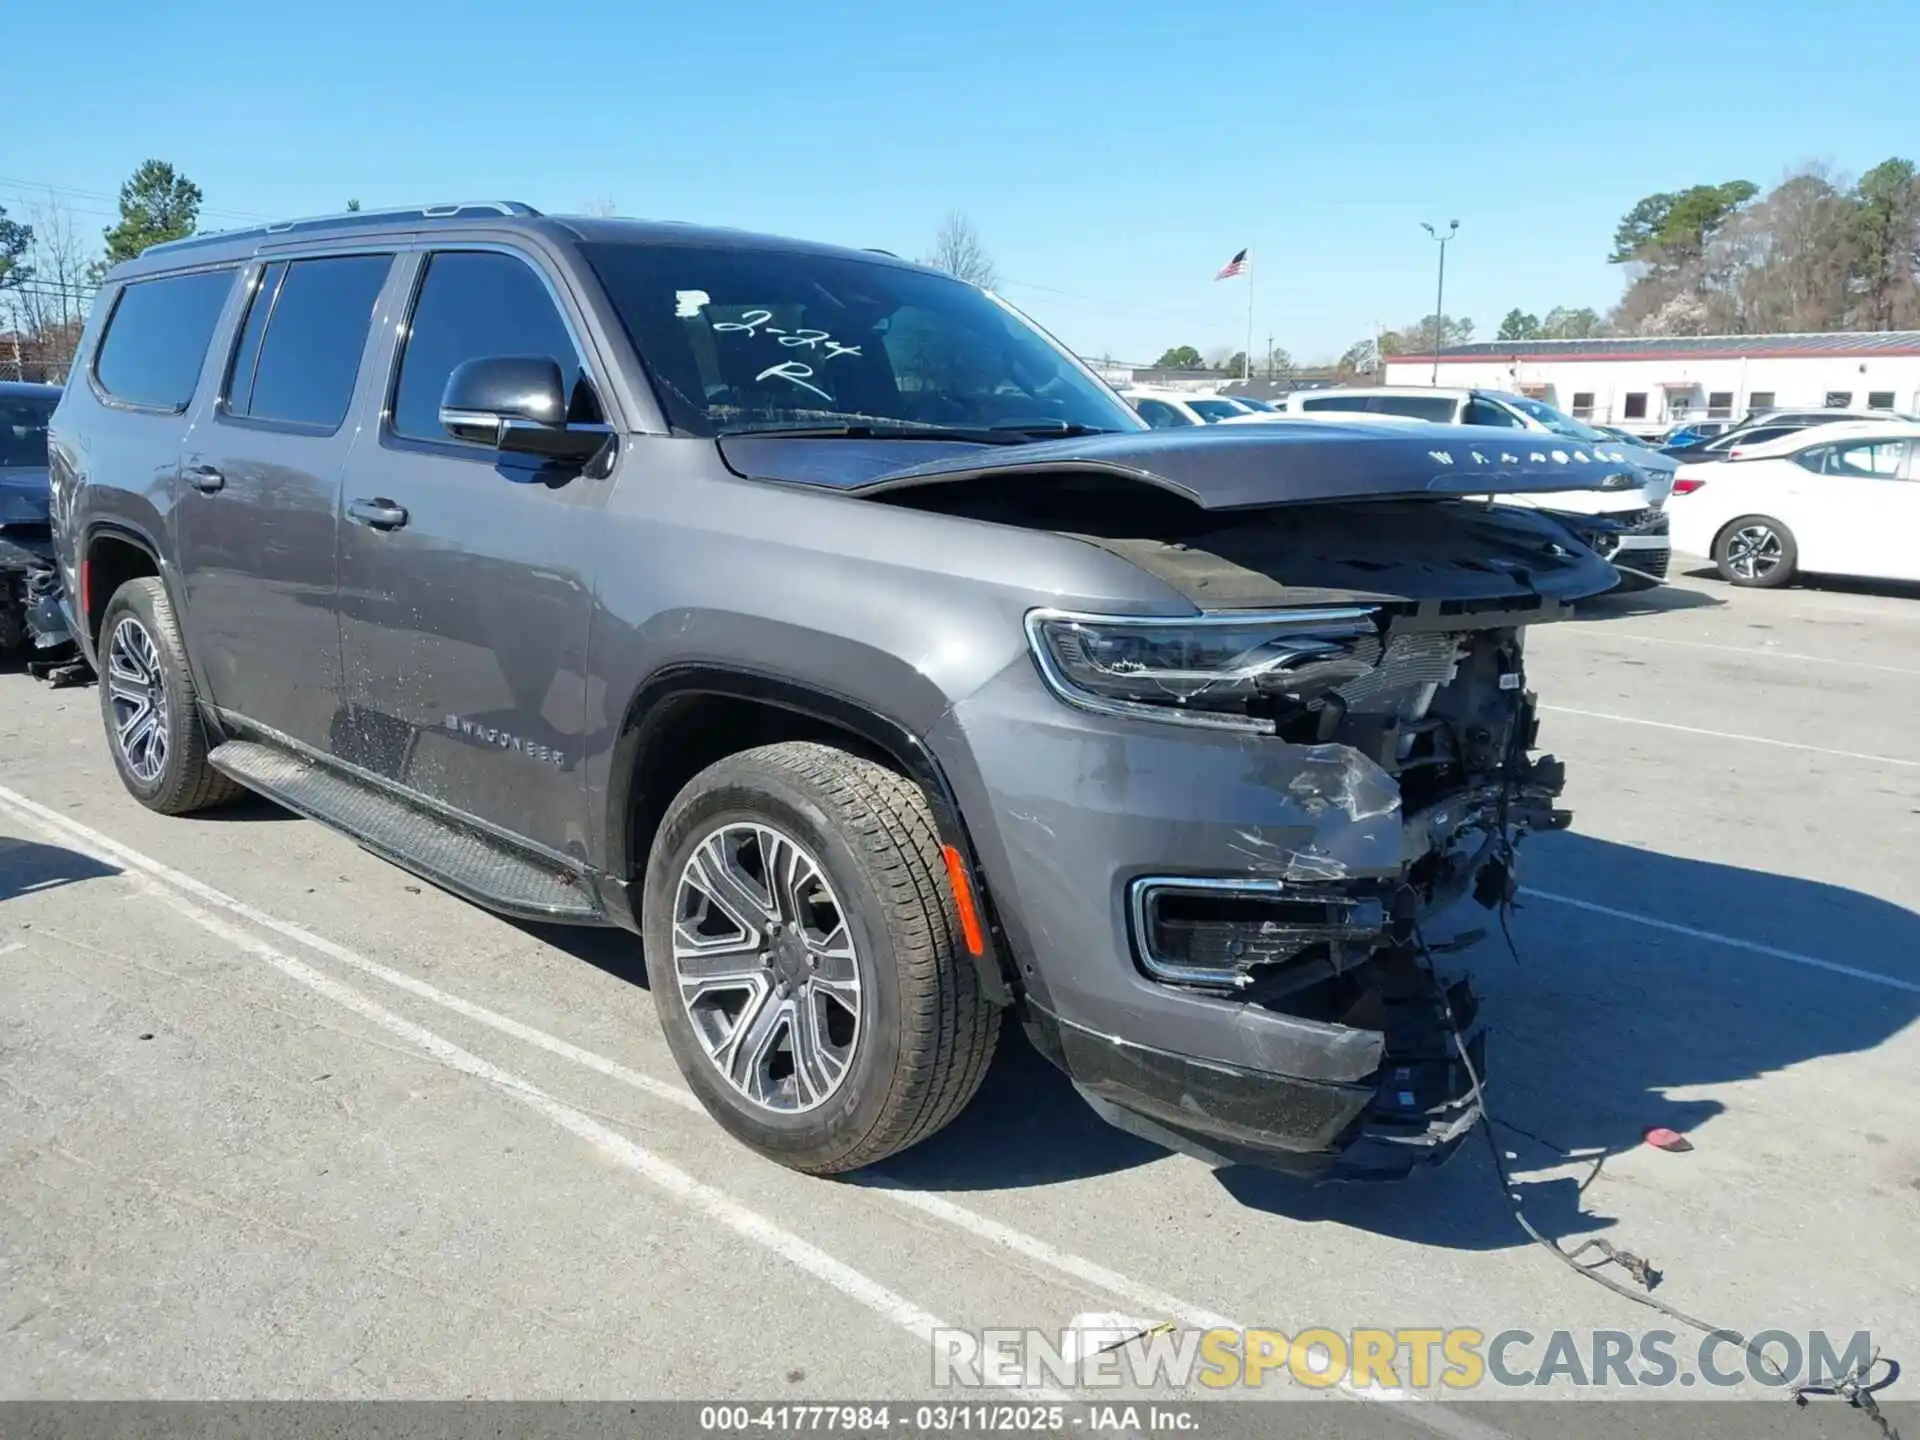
[0,380,63,654]
[47,202,1634,1181]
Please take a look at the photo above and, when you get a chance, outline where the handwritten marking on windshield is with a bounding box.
[713,310,862,360]
[756,362,834,402]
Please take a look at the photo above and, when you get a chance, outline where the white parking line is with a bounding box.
[1521,888,1920,996]
[1562,629,1920,678]
[1539,705,1920,768]
[0,788,1062,1405]
[0,783,1504,1438]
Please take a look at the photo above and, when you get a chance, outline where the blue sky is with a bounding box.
[7,0,1916,363]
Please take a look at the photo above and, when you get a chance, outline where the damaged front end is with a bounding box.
[742,424,1638,1180]
[1024,590,1567,1179]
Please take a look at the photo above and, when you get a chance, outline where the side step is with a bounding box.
[208,740,605,924]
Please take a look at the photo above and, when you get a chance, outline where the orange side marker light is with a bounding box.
[941,844,986,958]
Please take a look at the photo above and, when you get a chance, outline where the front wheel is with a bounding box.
[642,741,999,1174]
[1713,515,1798,588]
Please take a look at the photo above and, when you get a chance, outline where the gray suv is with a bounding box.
[47,202,1633,1180]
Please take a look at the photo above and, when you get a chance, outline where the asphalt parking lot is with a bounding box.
[2,560,1916,1434]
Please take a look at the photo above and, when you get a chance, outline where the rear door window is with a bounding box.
[94,269,236,411]
[1132,399,1192,428]
[226,254,392,429]
[1300,395,1372,412]
[1464,397,1525,428]
[1826,440,1909,477]
[1367,394,1459,422]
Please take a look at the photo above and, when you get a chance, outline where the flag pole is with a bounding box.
[1244,245,1255,382]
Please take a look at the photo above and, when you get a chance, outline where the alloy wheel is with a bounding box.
[672,822,863,1114]
[1725,524,1783,581]
[106,616,170,784]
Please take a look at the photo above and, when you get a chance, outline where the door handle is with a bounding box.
[185,465,225,494]
[347,498,409,530]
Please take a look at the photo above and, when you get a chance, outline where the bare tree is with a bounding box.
[924,210,997,289]
[6,191,98,381]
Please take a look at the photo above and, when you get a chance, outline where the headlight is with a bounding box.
[1025,607,1382,731]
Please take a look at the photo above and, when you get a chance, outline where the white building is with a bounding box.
[1383,332,1920,435]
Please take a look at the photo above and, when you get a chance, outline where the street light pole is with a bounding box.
[1421,219,1459,386]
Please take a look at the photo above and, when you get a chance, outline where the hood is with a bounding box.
[0,465,51,527]
[718,422,1662,512]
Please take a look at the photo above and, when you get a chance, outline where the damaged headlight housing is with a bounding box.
[1025,607,1382,731]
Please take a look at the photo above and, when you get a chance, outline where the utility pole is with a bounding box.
[1265,331,1274,379]
[1420,219,1459,386]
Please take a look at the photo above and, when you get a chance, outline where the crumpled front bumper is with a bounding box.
[934,654,1541,1181]
[0,530,74,651]
[1024,956,1487,1181]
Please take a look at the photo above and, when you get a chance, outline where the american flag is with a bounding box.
[1215,248,1249,280]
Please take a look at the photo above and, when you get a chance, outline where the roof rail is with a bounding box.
[140,201,542,258]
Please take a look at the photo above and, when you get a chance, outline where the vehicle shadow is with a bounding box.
[871,829,1920,1243]
[1573,582,1723,621]
[1676,561,1920,601]
[521,919,653,992]
[0,835,122,901]
[191,795,302,822]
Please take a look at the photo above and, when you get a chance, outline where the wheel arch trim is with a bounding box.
[604,664,1018,1006]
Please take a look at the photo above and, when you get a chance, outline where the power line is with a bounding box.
[0,174,275,223]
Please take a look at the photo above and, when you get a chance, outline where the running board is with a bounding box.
[207,739,605,924]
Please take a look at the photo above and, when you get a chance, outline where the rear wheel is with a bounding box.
[642,741,999,1174]
[97,578,244,814]
[1713,515,1797,588]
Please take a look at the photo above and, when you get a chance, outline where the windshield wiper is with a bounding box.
[719,421,1031,444]
[986,420,1116,439]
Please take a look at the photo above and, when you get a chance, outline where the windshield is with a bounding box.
[581,242,1142,439]
[1,393,57,469]
[1186,399,1246,422]
[1495,392,1613,443]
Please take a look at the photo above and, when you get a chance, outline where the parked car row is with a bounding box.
[1115,380,1920,592]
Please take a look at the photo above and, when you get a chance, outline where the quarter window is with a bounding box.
[94,269,236,411]
[392,251,593,444]
[226,255,392,429]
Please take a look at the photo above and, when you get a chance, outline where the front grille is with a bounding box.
[1609,508,1669,534]
[1619,548,1671,580]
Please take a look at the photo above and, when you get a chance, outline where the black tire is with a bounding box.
[642,741,1000,1174]
[96,577,245,815]
[1713,514,1798,588]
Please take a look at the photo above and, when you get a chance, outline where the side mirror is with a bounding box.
[439,356,609,460]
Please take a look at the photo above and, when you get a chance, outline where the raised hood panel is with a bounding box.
[718,422,1658,512]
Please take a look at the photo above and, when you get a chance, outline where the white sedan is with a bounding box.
[1666,423,1920,586]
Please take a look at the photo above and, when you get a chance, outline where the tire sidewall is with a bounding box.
[97,580,198,807]
[642,765,909,1168]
